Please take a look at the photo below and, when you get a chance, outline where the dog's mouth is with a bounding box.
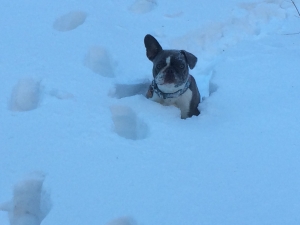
[163,67,176,84]
[164,72,175,84]
[155,73,181,86]
[154,73,190,96]
[156,69,177,85]
[156,78,175,86]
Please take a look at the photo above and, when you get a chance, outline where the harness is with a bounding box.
[149,75,191,99]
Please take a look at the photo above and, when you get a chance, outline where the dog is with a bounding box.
[144,34,201,119]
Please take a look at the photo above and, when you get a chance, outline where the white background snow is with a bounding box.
[1,0,300,224]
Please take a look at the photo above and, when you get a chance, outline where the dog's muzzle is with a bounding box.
[149,75,191,99]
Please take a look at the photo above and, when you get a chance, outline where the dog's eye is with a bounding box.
[156,63,163,69]
[179,64,185,69]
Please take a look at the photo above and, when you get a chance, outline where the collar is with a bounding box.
[151,76,191,99]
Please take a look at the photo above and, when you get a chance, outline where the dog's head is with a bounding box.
[144,34,197,91]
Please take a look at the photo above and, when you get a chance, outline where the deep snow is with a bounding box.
[1,0,300,225]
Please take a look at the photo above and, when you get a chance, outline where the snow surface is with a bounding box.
[0,172,51,225]
[9,78,41,112]
[53,11,87,32]
[1,0,300,224]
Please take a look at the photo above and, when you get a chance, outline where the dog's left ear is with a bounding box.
[181,50,197,69]
[144,34,163,61]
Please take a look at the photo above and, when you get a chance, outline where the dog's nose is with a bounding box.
[165,68,174,74]
[164,68,175,83]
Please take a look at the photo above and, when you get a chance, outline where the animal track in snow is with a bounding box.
[53,11,87,32]
[0,172,51,225]
[110,105,148,140]
[128,0,157,14]
[84,46,116,77]
[9,78,41,112]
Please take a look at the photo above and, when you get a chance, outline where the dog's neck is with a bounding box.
[152,76,191,99]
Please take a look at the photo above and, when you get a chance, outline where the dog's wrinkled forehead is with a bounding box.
[154,50,186,64]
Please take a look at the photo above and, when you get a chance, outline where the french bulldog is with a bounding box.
[144,34,201,119]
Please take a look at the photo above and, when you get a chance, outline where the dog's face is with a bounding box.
[144,34,197,92]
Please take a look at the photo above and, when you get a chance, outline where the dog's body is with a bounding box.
[144,34,201,119]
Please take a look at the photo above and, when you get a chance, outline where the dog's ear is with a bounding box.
[144,34,163,61]
[180,50,197,69]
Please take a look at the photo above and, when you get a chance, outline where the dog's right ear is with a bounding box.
[144,34,163,61]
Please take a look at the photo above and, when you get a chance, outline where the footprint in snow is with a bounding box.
[0,172,51,225]
[110,105,148,140]
[53,11,87,32]
[9,78,41,112]
[84,46,116,77]
[128,0,157,14]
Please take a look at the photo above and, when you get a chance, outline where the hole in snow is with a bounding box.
[9,78,41,112]
[209,82,218,96]
[84,46,116,77]
[53,11,87,32]
[0,172,51,225]
[110,105,148,140]
[128,0,157,14]
[109,80,150,99]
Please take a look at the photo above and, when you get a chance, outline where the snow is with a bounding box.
[128,0,157,14]
[110,105,148,140]
[84,46,116,77]
[0,172,51,225]
[1,0,300,225]
[53,11,87,32]
[106,217,137,225]
[9,78,41,112]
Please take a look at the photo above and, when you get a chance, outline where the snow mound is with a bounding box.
[172,0,289,64]
[109,80,150,99]
[9,78,41,112]
[128,0,157,14]
[53,11,87,32]
[106,217,137,225]
[84,46,115,77]
[0,172,52,225]
[110,105,148,140]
